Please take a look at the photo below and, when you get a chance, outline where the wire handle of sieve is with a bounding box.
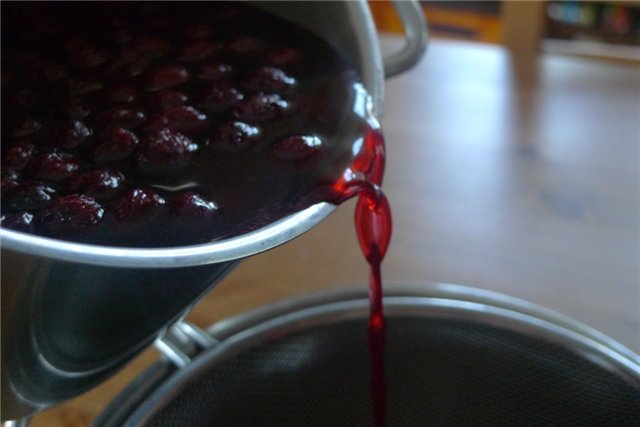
[154,322,219,368]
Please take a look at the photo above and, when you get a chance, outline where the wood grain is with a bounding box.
[29,37,640,426]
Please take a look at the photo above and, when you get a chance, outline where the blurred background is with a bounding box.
[30,1,639,425]
[371,0,640,61]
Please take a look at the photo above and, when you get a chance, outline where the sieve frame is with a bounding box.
[94,282,640,427]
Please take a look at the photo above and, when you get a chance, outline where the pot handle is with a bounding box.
[382,0,429,78]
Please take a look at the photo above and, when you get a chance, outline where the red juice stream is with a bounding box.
[357,188,391,427]
[332,118,391,427]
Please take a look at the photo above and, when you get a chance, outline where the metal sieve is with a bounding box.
[95,283,640,426]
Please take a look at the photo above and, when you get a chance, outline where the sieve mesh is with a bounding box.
[146,317,640,426]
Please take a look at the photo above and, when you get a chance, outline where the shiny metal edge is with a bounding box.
[383,0,429,78]
[207,282,640,365]
[0,202,335,268]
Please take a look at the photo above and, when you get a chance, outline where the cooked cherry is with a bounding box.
[10,118,42,138]
[73,46,110,68]
[1,212,35,233]
[184,23,212,40]
[199,82,243,112]
[146,64,190,91]
[28,152,79,181]
[49,121,92,149]
[130,36,170,58]
[67,78,103,96]
[232,93,288,123]
[8,181,57,211]
[266,46,303,67]
[107,56,151,78]
[111,188,166,222]
[273,135,323,161]
[1,171,20,195]
[3,88,39,110]
[94,107,146,129]
[146,106,209,135]
[106,84,138,104]
[2,140,36,171]
[27,59,67,83]
[69,169,125,200]
[198,63,233,81]
[207,121,260,153]
[135,128,198,174]
[91,128,139,162]
[57,98,91,120]
[169,192,218,217]
[228,36,268,56]
[39,194,104,234]
[148,91,188,110]
[240,66,295,93]
[177,42,220,62]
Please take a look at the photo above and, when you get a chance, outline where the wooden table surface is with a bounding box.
[31,37,640,426]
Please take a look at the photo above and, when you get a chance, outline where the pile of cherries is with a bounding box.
[1,3,353,246]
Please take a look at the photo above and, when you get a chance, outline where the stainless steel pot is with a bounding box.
[95,283,640,426]
[0,1,428,421]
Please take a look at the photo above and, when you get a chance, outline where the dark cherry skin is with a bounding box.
[148,91,189,110]
[38,194,105,235]
[9,118,42,138]
[273,135,323,161]
[198,63,234,81]
[90,128,140,162]
[240,66,295,93]
[232,93,288,123]
[106,84,138,104]
[178,41,220,62]
[94,107,146,130]
[168,192,218,217]
[49,121,92,149]
[1,211,35,233]
[207,121,260,153]
[1,171,20,195]
[199,81,244,112]
[145,106,209,136]
[146,64,190,91]
[69,169,125,200]
[2,140,36,171]
[28,152,80,182]
[8,181,58,211]
[111,188,166,223]
[266,46,303,67]
[135,129,198,174]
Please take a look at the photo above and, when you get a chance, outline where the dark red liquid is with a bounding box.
[358,189,391,427]
[328,120,391,427]
[1,2,367,247]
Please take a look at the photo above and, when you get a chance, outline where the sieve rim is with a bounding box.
[101,283,640,427]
